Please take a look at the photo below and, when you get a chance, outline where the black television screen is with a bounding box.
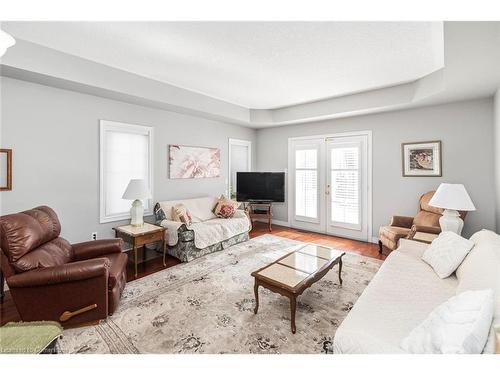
[236,172,285,202]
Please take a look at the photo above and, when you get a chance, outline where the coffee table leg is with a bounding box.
[253,279,260,314]
[290,295,297,334]
[338,258,343,285]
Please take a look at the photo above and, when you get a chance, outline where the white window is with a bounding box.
[100,120,153,223]
[295,148,318,219]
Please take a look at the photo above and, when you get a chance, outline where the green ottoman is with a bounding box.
[0,321,63,354]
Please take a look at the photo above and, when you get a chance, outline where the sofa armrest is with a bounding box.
[72,239,123,261]
[410,224,441,235]
[232,209,247,219]
[7,258,110,288]
[233,209,252,231]
[390,215,414,228]
[177,224,195,242]
[160,219,183,230]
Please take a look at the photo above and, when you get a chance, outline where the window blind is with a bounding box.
[100,121,152,223]
[295,149,318,218]
[330,146,360,225]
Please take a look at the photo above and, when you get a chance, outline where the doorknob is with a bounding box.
[326,184,330,195]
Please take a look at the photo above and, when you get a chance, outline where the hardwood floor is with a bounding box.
[250,221,387,260]
[0,222,388,326]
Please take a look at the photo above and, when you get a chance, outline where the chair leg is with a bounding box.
[378,240,383,254]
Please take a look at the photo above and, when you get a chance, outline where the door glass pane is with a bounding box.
[331,147,358,169]
[295,148,318,219]
[330,145,360,225]
[331,171,359,224]
[296,149,317,169]
[295,170,318,218]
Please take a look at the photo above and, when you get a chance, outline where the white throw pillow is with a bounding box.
[401,289,494,354]
[422,231,475,278]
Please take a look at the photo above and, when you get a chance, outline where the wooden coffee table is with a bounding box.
[251,244,345,334]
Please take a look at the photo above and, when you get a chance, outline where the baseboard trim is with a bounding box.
[271,219,290,226]
[256,219,379,244]
[255,218,290,227]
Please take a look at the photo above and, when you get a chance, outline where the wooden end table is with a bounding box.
[113,223,167,279]
[251,244,345,334]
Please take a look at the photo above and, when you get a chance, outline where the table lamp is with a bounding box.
[122,179,152,227]
[428,183,476,235]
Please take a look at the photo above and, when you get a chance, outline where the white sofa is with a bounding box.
[154,196,251,262]
[333,230,500,354]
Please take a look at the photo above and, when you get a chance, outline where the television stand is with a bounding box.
[246,202,273,232]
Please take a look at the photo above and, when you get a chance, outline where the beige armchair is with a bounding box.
[378,191,466,254]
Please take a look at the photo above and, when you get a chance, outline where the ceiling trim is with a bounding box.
[2,24,497,129]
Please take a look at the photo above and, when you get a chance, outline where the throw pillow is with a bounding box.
[171,204,192,225]
[401,289,494,354]
[154,203,166,222]
[213,195,240,218]
[422,231,475,278]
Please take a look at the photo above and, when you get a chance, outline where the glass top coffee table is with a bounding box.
[251,244,345,334]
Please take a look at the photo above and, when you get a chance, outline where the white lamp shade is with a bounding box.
[428,183,476,211]
[0,30,16,57]
[122,179,152,200]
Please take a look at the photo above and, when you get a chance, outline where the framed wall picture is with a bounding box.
[169,145,221,179]
[402,141,441,177]
[0,149,12,190]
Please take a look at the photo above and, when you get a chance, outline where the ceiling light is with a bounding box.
[0,29,16,57]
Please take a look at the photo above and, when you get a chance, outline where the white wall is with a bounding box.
[1,75,497,243]
[494,88,500,233]
[0,77,256,242]
[256,98,496,239]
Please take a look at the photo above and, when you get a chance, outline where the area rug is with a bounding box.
[58,234,382,354]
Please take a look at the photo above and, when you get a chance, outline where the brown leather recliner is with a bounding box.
[378,191,466,253]
[0,206,127,325]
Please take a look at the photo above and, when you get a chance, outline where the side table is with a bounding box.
[113,223,167,278]
[246,202,273,232]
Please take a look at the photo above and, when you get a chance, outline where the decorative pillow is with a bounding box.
[422,231,474,278]
[154,203,166,222]
[171,204,192,225]
[401,289,494,354]
[213,195,240,219]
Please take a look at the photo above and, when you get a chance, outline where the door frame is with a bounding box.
[287,130,373,242]
[228,138,252,198]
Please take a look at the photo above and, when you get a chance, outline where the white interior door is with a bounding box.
[326,135,369,241]
[228,139,252,199]
[289,133,371,242]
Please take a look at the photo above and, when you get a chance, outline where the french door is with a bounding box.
[290,133,370,242]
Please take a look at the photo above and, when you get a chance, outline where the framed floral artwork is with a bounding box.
[169,145,221,179]
[0,149,12,190]
[401,141,441,177]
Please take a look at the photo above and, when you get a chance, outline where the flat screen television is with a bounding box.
[236,172,285,202]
